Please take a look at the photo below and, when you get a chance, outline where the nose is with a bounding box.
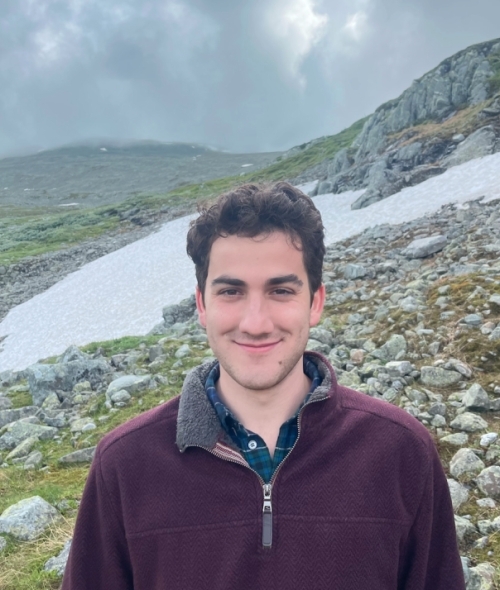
[238,294,274,336]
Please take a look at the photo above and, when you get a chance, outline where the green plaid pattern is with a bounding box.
[205,357,322,483]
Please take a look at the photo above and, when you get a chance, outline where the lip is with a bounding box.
[235,341,281,353]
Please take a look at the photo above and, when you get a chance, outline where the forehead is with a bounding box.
[207,232,305,276]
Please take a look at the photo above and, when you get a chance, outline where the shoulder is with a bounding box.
[337,384,434,456]
[97,395,180,459]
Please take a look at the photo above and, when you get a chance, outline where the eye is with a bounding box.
[272,288,294,296]
[219,288,241,297]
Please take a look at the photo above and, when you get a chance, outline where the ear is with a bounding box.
[309,284,326,327]
[195,286,207,328]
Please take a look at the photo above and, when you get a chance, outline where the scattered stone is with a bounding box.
[24,450,43,470]
[440,432,469,446]
[0,421,58,450]
[59,447,96,464]
[477,466,500,498]
[0,536,6,552]
[0,496,61,540]
[403,235,447,258]
[371,334,407,362]
[467,562,496,590]
[5,436,39,461]
[450,412,488,433]
[70,418,96,433]
[106,374,151,399]
[447,479,469,511]
[110,390,132,405]
[44,539,72,577]
[450,448,485,479]
[420,366,462,388]
[480,433,498,448]
[344,264,367,280]
[462,384,490,411]
[477,498,496,509]
[454,514,477,544]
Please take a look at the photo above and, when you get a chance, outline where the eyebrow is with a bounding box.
[211,274,303,288]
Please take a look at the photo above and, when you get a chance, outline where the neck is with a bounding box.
[216,357,310,456]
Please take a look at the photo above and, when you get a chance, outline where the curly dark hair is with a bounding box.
[186,182,325,301]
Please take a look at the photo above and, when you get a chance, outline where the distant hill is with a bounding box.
[0,140,281,209]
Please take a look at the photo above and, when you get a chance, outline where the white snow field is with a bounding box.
[1,151,500,372]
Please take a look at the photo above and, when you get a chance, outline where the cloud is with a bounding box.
[262,0,328,85]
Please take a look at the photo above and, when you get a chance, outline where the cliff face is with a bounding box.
[301,38,500,210]
[354,39,500,161]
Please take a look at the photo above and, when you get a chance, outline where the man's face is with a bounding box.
[196,232,325,393]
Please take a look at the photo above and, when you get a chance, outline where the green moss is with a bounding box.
[7,389,33,409]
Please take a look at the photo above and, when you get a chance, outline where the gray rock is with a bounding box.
[463,384,490,411]
[371,334,407,362]
[0,421,58,450]
[477,498,496,509]
[24,450,43,470]
[44,539,72,577]
[477,466,500,498]
[0,536,6,552]
[385,361,413,378]
[59,447,96,464]
[447,479,469,511]
[175,344,191,359]
[106,374,151,399]
[440,432,469,446]
[58,345,89,364]
[26,358,111,406]
[450,412,488,433]
[0,406,39,429]
[70,418,96,433]
[419,366,462,388]
[488,326,500,341]
[450,448,485,479]
[162,295,197,328]
[5,436,39,461]
[309,327,335,347]
[467,562,496,590]
[403,235,447,258]
[344,264,367,280]
[0,496,61,540]
[110,389,132,404]
[306,339,330,354]
[480,433,498,447]
[444,126,496,168]
[460,313,483,327]
[316,180,333,195]
[454,514,477,544]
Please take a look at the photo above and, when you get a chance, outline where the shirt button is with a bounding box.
[248,440,258,450]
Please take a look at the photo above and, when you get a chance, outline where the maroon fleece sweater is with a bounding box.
[61,355,465,590]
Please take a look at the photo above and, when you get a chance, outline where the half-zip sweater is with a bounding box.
[61,352,465,590]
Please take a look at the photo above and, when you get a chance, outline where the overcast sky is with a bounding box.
[1,0,499,156]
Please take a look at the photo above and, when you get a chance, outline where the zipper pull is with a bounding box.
[262,483,273,548]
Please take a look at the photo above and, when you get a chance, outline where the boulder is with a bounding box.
[462,384,490,411]
[403,235,447,258]
[477,466,500,498]
[467,562,496,590]
[449,448,485,479]
[0,421,58,450]
[26,358,111,406]
[371,335,407,362]
[447,479,469,511]
[450,412,488,433]
[444,126,496,168]
[344,264,367,280]
[454,514,477,544]
[419,366,462,388]
[162,295,197,328]
[106,374,151,400]
[59,447,96,464]
[0,406,39,429]
[0,496,61,541]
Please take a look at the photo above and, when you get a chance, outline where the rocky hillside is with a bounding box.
[293,38,500,209]
[1,194,500,588]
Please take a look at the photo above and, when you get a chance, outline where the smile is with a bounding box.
[235,341,281,353]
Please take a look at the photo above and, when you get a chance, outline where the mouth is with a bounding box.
[235,341,281,354]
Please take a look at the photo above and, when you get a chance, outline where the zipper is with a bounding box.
[190,392,328,549]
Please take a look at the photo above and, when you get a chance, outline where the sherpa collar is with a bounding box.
[175,352,337,452]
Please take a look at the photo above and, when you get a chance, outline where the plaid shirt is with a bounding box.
[205,357,322,483]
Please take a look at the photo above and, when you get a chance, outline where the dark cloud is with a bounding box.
[0,0,499,156]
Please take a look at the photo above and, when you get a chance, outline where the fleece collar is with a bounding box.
[175,352,337,452]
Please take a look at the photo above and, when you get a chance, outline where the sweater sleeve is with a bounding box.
[399,440,466,590]
[61,444,134,590]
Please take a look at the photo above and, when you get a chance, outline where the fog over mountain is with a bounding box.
[1,0,500,156]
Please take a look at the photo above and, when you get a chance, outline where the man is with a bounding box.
[62,182,465,589]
